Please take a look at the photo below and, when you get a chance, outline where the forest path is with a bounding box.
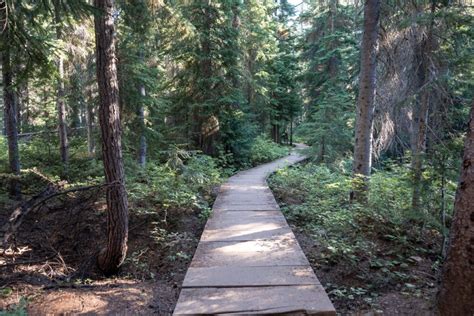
[173,144,335,315]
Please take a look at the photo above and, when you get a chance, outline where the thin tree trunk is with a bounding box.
[196,0,216,155]
[138,85,147,167]
[13,66,22,133]
[54,1,69,167]
[24,81,30,127]
[3,104,6,136]
[2,20,21,198]
[246,50,255,109]
[350,0,380,202]
[411,1,435,213]
[17,75,29,131]
[94,0,129,275]
[437,100,474,315]
[86,87,96,158]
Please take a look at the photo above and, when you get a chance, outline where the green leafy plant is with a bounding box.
[249,135,290,166]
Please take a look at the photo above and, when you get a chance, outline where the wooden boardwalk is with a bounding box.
[173,146,336,315]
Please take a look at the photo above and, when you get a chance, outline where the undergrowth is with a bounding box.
[0,133,290,312]
[269,162,456,311]
[0,134,289,211]
[248,135,290,166]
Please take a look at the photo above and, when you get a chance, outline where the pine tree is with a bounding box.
[53,0,70,169]
[271,0,301,144]
[411,1,436,212]
[94,0,129,274]
[118,0,155,167]
[437,99,474,315]
[1,10,21,197]
[299,0,358,161]
[351,0,380,202]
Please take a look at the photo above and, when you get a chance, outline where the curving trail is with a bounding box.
[173,144,335,315]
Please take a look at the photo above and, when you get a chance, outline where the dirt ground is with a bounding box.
[292,226,438,315]
[0,189,205,315]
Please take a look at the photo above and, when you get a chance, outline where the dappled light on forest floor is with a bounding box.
[28,280,173,315]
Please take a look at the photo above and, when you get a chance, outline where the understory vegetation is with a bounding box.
[0,134,288,209]
[270,160,458,312]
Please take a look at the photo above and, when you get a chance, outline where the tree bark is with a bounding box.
[351,0,380,202]
[437,100,474,315]
[16,73,29,132]
[2,20,21,198]
[54,1,69,167]
[94,0,129,275]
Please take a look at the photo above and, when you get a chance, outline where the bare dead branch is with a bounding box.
[1,181,120,251]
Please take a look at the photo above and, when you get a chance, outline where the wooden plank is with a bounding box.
[201,227,295,242]
[213,203,280,211]
[174,285,336,315]
[183,266,321,287]
[205,210,287,230]
[189,239,309,268]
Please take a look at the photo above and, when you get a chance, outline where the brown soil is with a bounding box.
[0,188,207,315]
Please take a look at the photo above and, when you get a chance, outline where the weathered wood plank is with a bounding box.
[190,239,310,268]
[174,285,335,315]
[183,266,321,287]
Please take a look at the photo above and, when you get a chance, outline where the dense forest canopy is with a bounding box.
[1,0,472,165]
[0,0,473,314]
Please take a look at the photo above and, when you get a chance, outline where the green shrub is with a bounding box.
[269,162,453,262]
[249,135,289,166]
[127,154,222,215]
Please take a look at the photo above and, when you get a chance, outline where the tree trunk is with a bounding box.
[2,21,21,198]
[196,0,216,155]
[16,74,29,131]
[411,1,435,213]
[411,41,429,213]
[86,87,96,158]
[54,1,69,167]
[13,65,22,133]
[351,0,380,202]
[437,100,474,315]
[24,81,30,127]
[94,0,129,275]
[138,85,147,167]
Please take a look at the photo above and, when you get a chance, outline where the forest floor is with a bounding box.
[271,183,440,315]
[1,189,440,316]
[0,194,207,315]
[1,158,440,315]
[292,228,438,315]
